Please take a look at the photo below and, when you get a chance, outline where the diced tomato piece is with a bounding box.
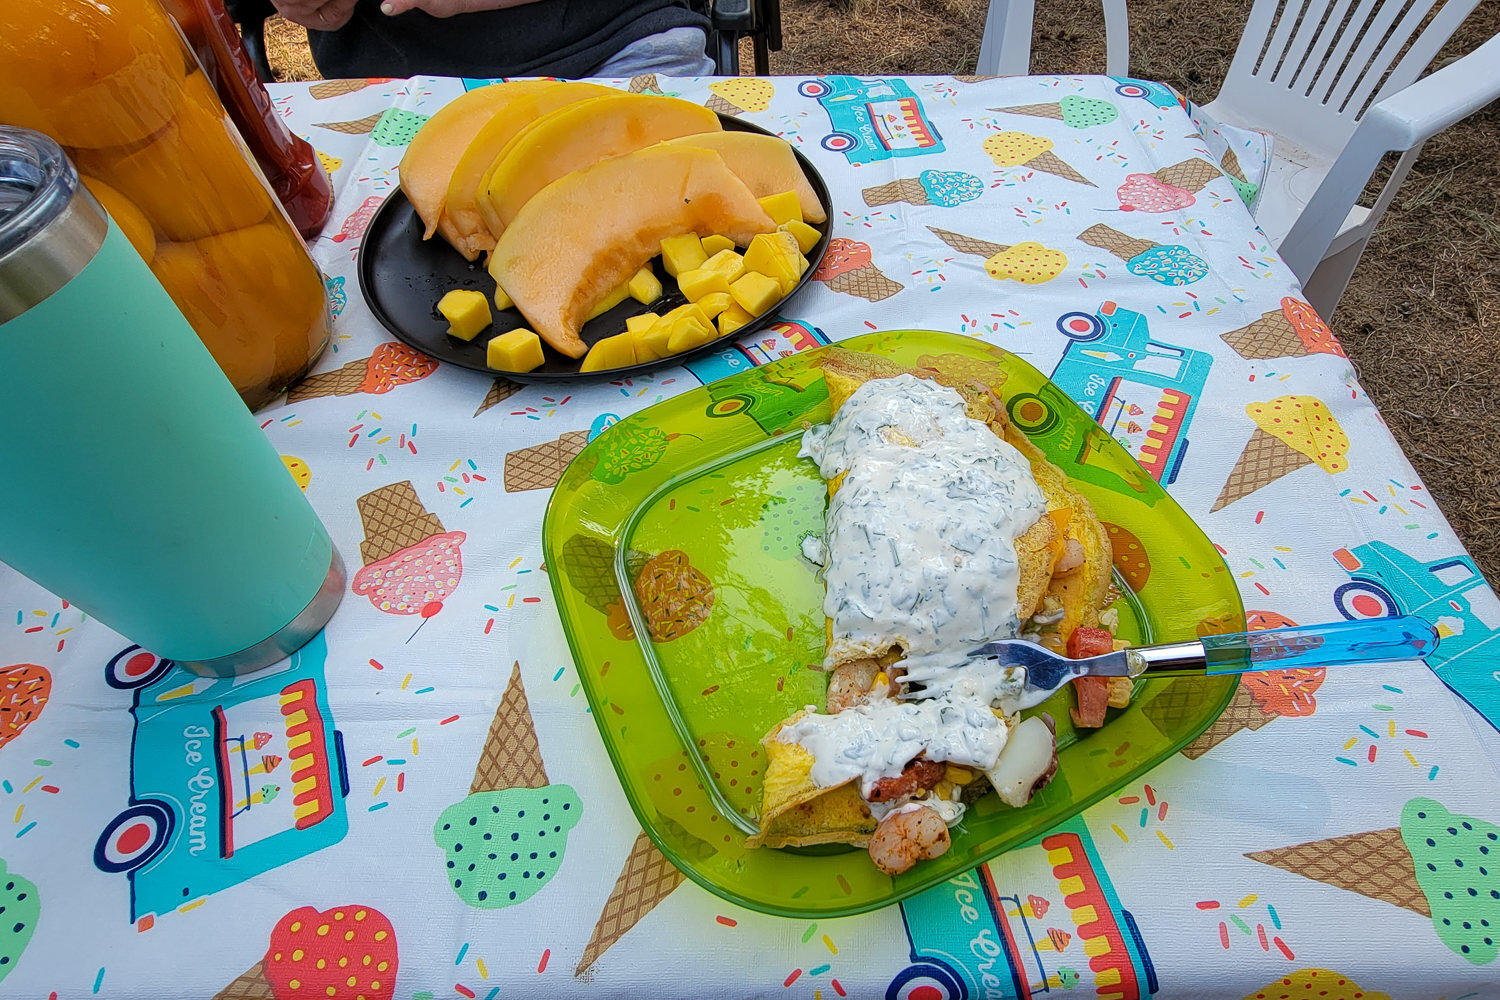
[1067,626,1114,659]
[1070,676,1111,729]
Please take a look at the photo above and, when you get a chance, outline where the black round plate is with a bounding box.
[356,115,833,382]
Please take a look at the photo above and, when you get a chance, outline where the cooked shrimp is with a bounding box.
[826,660,881,713]
[867,804,951,875]
[1053,537,1086,575]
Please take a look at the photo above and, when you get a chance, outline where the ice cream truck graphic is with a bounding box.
[1049,302,1213,486]
[1109,78,1186,112]
[688,320,832,435]
[890,816,1157,1000]
[93,632,350,924]
[684,318,830,385]
[798,77,944,163]
[1333,541,1500,722]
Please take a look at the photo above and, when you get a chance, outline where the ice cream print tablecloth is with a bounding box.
[3,72,1500,999]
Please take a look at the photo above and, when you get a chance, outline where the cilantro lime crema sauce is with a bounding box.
[780,374,1051,805]
[798,373,1047,665]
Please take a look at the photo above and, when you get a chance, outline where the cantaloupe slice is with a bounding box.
[442,81,617,261]
[398,79,559,243]
[480,94,722,234]
[663,131,827,224]
[489,146,777,359]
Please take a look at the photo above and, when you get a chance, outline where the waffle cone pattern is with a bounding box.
[1248,827,1429,916]
[824,265,903,302]
[928,226,1005,257]
[313,111,382,134]
[308,79,370,99]
[286,358,368,402]
[1180,682,1275,759]
[575,830,686,977]
[1027,150,1095,186]
[628,73,661,94]
[356,481,445,565]
[998,102,1065,119]
[1221,147,1248,182]
[475,377,522,417]
[1221,311,1305,359]
[470,662,547,794]
[1211,428,1313,512]
[504,430,590,492]
[862,178,928,206]
[1154,158,1221,192]
[704,93,739,115]
[1078,223,1156,261]
[212,962,276,1000]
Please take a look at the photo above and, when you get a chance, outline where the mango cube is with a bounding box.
[437,289,492,341]
[717,302,755,336]
[744,230,804,294]
[665,315,718,354]
[660,233,707,277]
[701,248,746,284]
[676,267,731,302]
[579,331,637,372]
[758,190,803,226]
[626,312,661,335]
[729,270,781,316]
[696,291,733,320]
[586,278,632,321]
[628,266,662,305]
[486,327,544,372]
[638,318,675,360]
[781,219,821,255]
[700,234,736,256]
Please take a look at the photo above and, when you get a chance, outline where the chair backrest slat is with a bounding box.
[1216,0,1480,154]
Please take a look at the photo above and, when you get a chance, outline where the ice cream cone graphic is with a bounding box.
[308,78,392,99]
[575,829,686,977]
[1243,970,1391,1000]
[314,108,428,146]
[0,663,49,750]
[214,904,397,1000]
[330,194,382,244]
[1248,797,1500,963]
[982,132,1096,186]
[705,78,774,115]
[928,226,1068,284]
[992,95,1119,128]
[628,73,662,94]
[432,663,581,908]
[862,170,984,208]
[1117,157,1224,212]
[1221,296,1345,360]
[813,237,903,301]
[504,429,590,491]
[350,481,465,616]
[286,342,438,402]
[1212,395,1349,511]
[1219,148,1261,206]
[475,376,523,417]
[1078,223,1208,285]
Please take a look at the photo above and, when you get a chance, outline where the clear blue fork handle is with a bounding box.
[1200,615,1440,674]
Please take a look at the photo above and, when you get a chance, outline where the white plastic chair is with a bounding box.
[976,0,1500,318]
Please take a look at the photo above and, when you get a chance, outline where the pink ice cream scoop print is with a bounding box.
[351,481,466,619]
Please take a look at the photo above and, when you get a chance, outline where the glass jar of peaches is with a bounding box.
[0,0,331,410]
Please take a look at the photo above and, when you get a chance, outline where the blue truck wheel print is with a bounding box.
[887,960,966,1000]
[799,76,944,164]
[94,632,351,924]
[1333,541,1500,727]
[1049,301,1213,486]
[1110,78,1185,112]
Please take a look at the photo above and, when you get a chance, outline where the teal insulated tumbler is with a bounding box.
[0,125,344,675]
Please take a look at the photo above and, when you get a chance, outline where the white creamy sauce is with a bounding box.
[781,374,1059,819]
[798,375,1047,666]
[780,657,1035,797]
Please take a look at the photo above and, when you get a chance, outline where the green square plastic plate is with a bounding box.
[543,330,1243,917]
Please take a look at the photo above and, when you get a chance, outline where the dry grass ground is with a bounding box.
[264,1,1499,582]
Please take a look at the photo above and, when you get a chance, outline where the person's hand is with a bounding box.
[378,0,544,17]
[271,0,359,31]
